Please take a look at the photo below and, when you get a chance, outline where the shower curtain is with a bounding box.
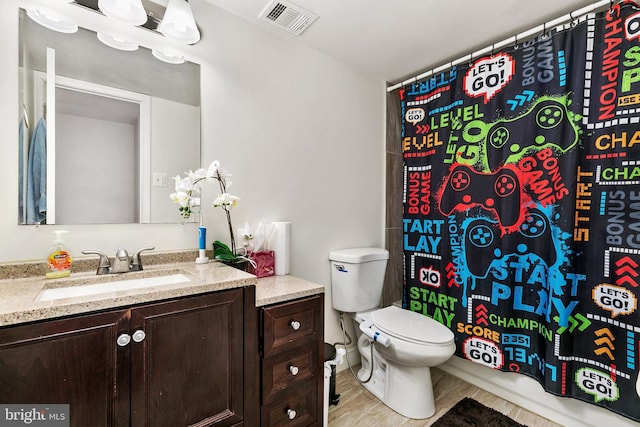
[401,1,640,421]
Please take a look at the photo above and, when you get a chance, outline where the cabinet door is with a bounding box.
[0,310,130,427]
[130,289,245,427]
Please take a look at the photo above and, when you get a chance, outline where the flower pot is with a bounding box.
[222,259,249,272]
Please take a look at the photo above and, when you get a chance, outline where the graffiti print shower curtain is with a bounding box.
[401,1,640,420]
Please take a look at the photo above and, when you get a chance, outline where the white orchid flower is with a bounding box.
[170,161,241,231]
[177,176,194,193]
[213,193,240,209]
[206,160,220,178]
[190,168,207,181]
[170,191,191,207]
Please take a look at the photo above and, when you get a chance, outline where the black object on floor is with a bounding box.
[324,343,340,406]
[431,397,528,427]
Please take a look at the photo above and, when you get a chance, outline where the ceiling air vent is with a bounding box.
[259,0,318,36]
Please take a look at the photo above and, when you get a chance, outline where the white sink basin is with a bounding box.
[37,273,192,301]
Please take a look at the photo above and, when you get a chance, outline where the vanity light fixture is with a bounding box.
[158,0,200,44]
[97,32,140,51]
[152,49,186,64]
[26,8,78,34]
[98,0,148,26]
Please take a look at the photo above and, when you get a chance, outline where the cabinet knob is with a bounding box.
[289,320,301,331]
[286,408,297,420]
[289,365,299,376]
[117,333,131,347]
[132,330,146,343]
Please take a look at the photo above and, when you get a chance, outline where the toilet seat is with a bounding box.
[370,306,454,346]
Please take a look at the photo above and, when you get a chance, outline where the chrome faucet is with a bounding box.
[82,247,155,275]
[111,249,131,273]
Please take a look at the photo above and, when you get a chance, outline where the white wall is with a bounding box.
[192,0,386,347]
[1,0,385,348]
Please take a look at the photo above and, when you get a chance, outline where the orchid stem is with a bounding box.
[215,170,237,256]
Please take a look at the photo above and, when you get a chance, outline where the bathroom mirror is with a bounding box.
[18,8,201,225]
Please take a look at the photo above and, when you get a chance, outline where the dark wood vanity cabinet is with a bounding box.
[0,287,259,427]
[0,308,129,425]
[259,294,324,426]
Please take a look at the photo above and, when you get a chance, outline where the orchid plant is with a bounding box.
[170,160,247,265]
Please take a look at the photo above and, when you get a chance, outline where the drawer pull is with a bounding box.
[286,408,297,420]
[289,365,299,376]
[289,320,301,331]
[132,330,146,343]
[117,333,131,347]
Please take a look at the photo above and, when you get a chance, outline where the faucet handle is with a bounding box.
[131,246,155,272]
[82,250,111,275]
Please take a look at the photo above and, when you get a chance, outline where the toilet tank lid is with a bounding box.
[329,248,389,263]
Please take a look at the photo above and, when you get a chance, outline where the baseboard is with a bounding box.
[335,344,360,373]
[440,357,636,427]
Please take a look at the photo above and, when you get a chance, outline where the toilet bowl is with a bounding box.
[353,306,455,419]
[329,247,456,419]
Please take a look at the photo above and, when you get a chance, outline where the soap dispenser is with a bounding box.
[46,230,73,279]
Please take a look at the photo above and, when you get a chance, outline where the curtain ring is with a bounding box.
[541,23,547,39]
[491,43,495,57]
[513,34,519,50]
[469,52,474,66]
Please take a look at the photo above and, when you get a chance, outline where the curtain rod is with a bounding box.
[386,0,612,92]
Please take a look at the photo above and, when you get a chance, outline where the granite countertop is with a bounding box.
[254,274,326,307]
[0,257,325,327]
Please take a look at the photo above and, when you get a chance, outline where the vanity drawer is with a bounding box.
[262,295,322,357]
[260,380,318,427]
[262,343,319,402]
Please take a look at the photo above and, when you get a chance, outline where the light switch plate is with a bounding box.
[153,172,168,187]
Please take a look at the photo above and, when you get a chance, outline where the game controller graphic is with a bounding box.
[484,98,578,171]
[463,208,557,278]
[439,164,523,228]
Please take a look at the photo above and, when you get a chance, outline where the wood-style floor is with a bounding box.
[327,366,561,426]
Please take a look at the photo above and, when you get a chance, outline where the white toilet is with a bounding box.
[329,247,455,419]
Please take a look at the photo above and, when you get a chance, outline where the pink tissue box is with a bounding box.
[248,251,275,278]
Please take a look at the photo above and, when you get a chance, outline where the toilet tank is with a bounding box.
[329,248,389,312]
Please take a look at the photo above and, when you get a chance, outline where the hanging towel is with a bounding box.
[18,118,24,222]
[26,117,46,224]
